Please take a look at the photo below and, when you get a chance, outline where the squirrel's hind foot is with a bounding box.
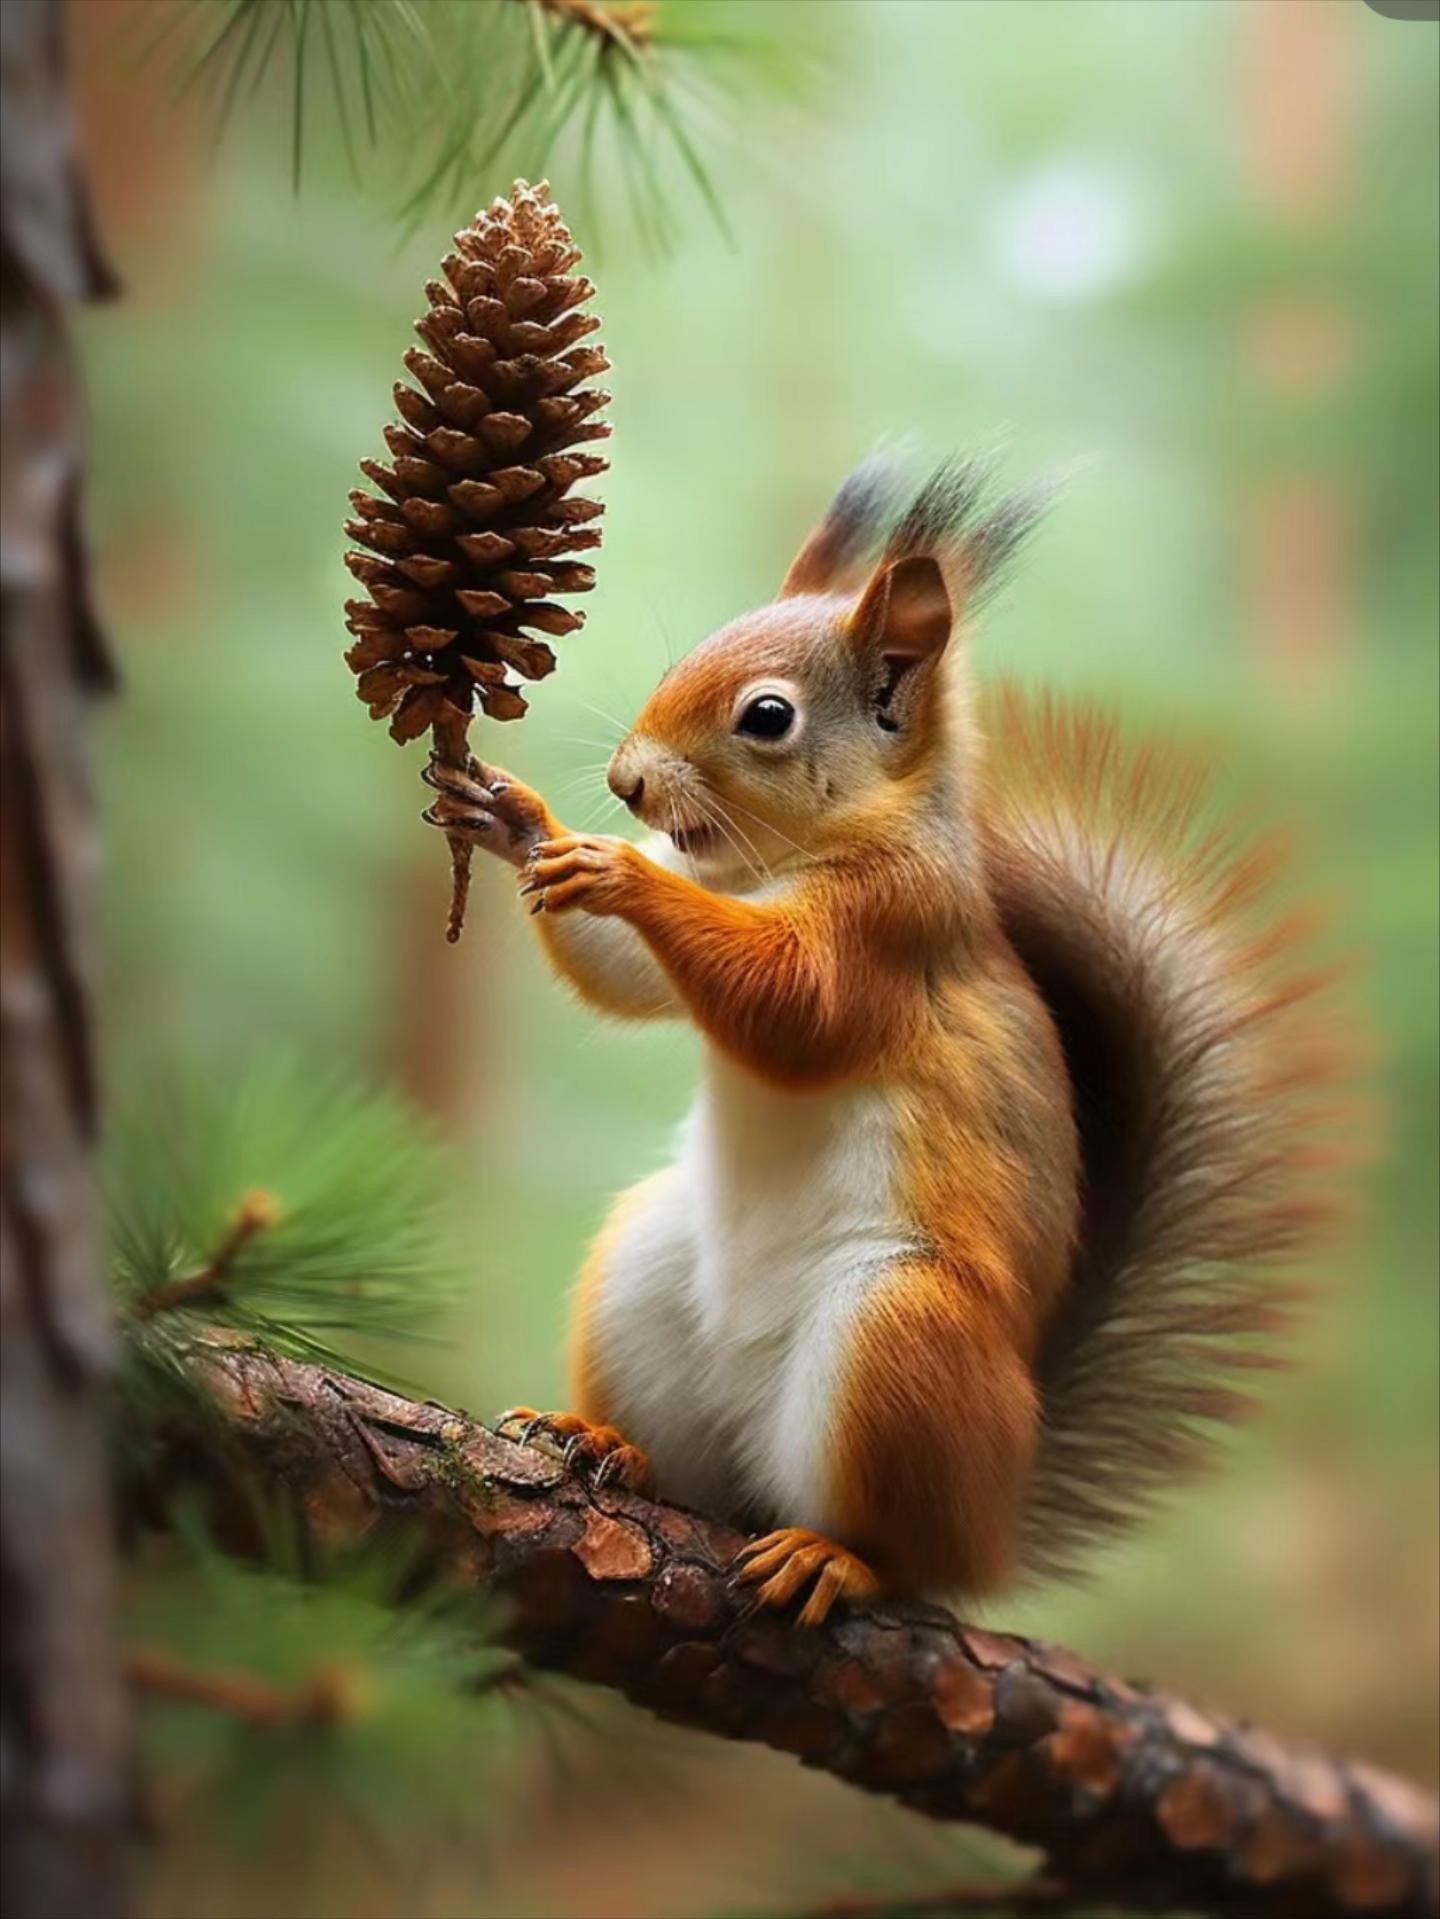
[735,1528,880,1628]
[496,1407,654,1495]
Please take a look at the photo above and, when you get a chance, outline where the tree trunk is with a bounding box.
[0,3,128,1914]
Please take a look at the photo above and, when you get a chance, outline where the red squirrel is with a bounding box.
[423,455,1349,1626]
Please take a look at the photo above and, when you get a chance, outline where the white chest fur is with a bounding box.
[589,1050,916,1529]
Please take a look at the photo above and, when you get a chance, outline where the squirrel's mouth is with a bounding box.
[669,822,723,858]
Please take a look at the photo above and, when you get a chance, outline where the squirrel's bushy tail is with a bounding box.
[979,686,1362,1581]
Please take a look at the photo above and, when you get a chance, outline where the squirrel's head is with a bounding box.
[607,456,1047,886]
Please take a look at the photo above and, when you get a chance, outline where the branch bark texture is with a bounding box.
[167,1344,1438,1919]
[0,3,127,1916]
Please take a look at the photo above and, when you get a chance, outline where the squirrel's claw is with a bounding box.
[494,1407,654,1495]
[421,801,494,840]
[734,1528,880,1628]
[495,1406,543,1441]
[422,756,516,805]
[591,1443,652,1493]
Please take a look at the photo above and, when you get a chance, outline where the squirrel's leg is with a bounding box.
[496,1207,663,1498]
[833,1254,1039,1599]
[423,759,679,1020]
[497,1218,657,1496]
[737,1256,1039,1621]
[499,1166,702,1501]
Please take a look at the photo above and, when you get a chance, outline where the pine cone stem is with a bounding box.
[432,709,474,946]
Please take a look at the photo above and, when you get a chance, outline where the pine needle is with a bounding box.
[150,0,802,243]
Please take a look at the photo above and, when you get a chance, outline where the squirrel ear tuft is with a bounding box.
[778,455,904,598]
[849,555,953,732]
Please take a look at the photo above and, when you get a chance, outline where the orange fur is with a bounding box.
[819,955,1079,1598]
[828,1260,1041,1595]
[606,848,926,1086]
[535,779,1084,1600]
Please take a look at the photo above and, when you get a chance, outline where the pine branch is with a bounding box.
[125,1645,360,1729]
[129,1189,279,1320]
[138,1341,1440,1919]
[129,1637,526,1723]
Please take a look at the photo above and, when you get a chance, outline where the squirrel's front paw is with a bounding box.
[735,1528,880,1628]
[496,1407,654,1495]
[421,756,550,869]
[519,834,638,918]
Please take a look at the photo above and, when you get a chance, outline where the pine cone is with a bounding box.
[342,180,609,939]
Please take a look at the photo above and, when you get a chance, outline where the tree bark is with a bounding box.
[153,1343,1439,1919]
[0,4,128,1916]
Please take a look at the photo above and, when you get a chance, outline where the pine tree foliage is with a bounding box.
[126,1536,527,1873]
[149,0,801,240]
[106,1062,459,1518]
[109,1060,455,1361]
[107,1069,582,1895]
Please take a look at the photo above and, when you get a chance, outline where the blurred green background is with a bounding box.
[77,1,1436,1914]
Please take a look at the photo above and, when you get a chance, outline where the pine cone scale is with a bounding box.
[396,557,457,592]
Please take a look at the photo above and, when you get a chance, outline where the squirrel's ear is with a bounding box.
[848,555,953,732]
[779,526,843,599]
[779,455,902,598]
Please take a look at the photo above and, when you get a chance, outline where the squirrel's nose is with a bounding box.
[609,770,645,814]
[606,759,645,813]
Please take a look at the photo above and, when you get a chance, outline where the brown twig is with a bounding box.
[431,711,475,946]
[126,1646,360,1730]
[143,1343,1439,1919]
[130,1190,279,1319]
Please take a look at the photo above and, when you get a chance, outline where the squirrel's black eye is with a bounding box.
[736,695,795,741]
